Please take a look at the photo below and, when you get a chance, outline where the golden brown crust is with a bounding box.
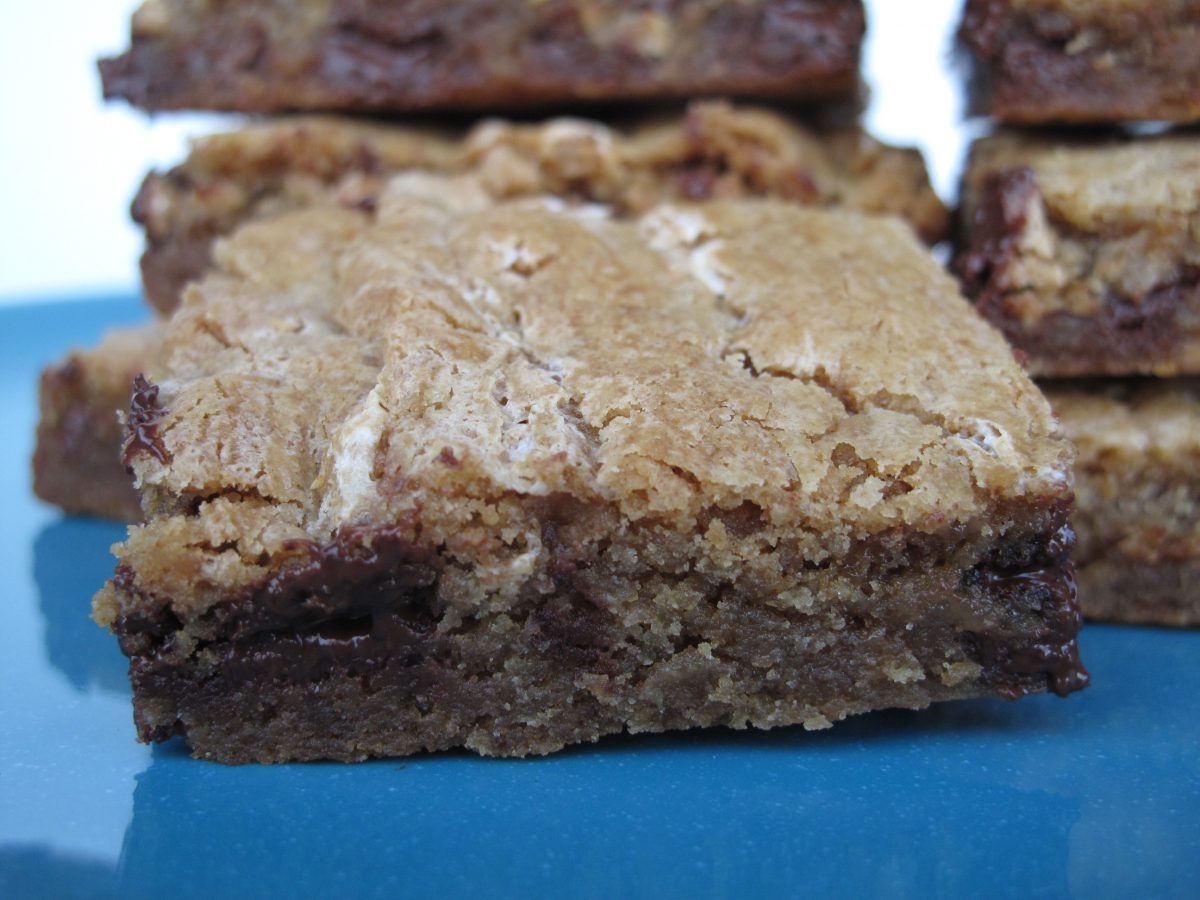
[132,103,948,313]
[122,194,1068,597]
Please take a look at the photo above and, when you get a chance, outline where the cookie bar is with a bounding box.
[955,131,1200,377]
[100,0,865,114]
[959,0,1200,123]
[33,325,160,521]
[1045,380,1200,626]
[34,105,946,524]
[93,182,1085,762]
[133,102,948,314]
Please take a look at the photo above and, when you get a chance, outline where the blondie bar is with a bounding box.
[33,326,160,521]
[36,105,947,525]
[955,131,1200,377]
[133,102,948,314]
[959,0,1200,123]
[101,0,865,114]
[1045,380,1200,626]
[93,182,1084,762]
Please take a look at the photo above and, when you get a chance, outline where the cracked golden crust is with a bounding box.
[133,102,947,313]
[104,187,1071,625]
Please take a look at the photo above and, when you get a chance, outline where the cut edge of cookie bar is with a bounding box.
[33,324,161,522]
[954,130,1200,377]
[94,190,1084,763]
[1045,379,1200,627]
[958,0,1200,124]
[100,0,865,114]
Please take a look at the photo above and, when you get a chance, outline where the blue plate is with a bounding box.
[1,297,1198,900]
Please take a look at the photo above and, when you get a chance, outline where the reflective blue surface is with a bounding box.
[2,297,1198,900]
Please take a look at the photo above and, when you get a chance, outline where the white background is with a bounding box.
[0,0,970,305]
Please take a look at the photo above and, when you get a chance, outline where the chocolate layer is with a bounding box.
[114,505,1086,760]
[101,0,865,114]
[966,525,1086,698]
[960,0,1200,123]
[128,106,948,316]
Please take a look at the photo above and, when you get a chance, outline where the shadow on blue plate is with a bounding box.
[34,519,129,694]
[113,734,1079,899]
[0,845,121,900]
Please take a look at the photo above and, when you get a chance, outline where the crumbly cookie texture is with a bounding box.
[955,130,1200,377]
[94,183,1083,763]
[101,0,864,114]
[34,104,947,525]
[1045,380,1200,626]
[959,0,1200,123]
[33,325,161,521]
[133,101,947,314]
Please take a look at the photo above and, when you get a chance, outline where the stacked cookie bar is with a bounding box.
[35,103,950,520]
[958,0,1200,626]
[37,1,1091,762]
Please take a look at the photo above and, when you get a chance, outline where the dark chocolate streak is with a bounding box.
[119,525,441,652]
[959,0,1200,122]
[320,0,864,108]
[964,524,1088,698]
[100,0,864,113]
[204,611,441,686]
[955,166,1038,299]
[124,374,172,466]
[1003,279,1197,375]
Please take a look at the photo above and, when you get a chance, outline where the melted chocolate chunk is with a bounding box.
[964,523,1089,698]
[112,524,441,657]
[213,525,440,643]
[124,374,172,466]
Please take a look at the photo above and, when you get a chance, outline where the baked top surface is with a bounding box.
[165,103,944,229]
[134,186,1068,545]
[959,130,1200,311]
[965,131,1200,232]
[132,102,948,313]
